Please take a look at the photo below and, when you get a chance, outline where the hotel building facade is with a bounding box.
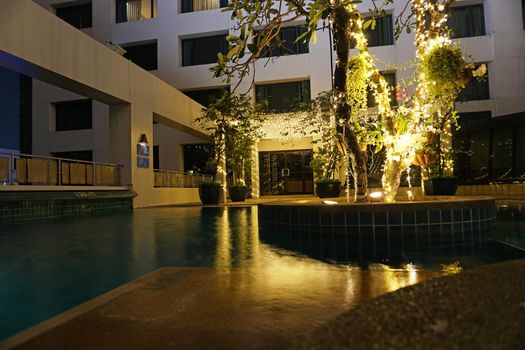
[30,0,525,196]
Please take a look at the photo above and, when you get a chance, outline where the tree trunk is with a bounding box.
[333,6,369,202]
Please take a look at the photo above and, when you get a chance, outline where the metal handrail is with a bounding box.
[0,151,123,167]
[0,152,123,186]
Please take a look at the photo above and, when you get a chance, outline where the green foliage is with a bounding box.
[195,93,264,186]
[347,55,370,116]
[421,45,466,98]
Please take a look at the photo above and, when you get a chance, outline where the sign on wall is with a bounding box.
[137,143,150,168]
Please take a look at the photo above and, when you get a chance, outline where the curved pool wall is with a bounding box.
[0,190,136,223]
[258,197,497,244]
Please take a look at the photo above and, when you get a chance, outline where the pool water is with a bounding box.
[0,205,523,340]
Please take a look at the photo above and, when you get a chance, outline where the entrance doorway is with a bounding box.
[259,150,313,195]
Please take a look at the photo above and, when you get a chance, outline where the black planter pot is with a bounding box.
[316,182,341,198]
[229,186,247,202]
[198,186,221,205]
[424,177,458,196]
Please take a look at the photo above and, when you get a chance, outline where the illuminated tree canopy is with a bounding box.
[212,0,485,202]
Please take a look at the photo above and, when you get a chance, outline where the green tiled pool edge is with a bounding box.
[0,190,136,223]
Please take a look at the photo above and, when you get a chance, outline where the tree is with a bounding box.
[212,0,395,202]
[195,93,263,194]
[212,0,484,202]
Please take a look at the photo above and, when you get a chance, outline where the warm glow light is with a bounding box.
[322,200,338,205]
[370,191,383,199]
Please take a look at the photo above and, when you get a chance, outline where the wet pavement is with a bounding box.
[3,266,435,349]
[296,258,525,350]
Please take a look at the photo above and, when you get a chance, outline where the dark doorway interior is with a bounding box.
[259,150,313,195]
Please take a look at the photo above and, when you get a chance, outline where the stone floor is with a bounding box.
[296,259,525,350]
[4,259,525,349]
[2,267,435,350]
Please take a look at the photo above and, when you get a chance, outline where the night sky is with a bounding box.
[0,66,20,151]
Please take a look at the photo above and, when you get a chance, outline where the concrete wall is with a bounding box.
[22,0,525,204]
[31,0,525,156]
[0,0,208,207]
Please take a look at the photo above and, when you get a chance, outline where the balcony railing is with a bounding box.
[154,169,213,188]
[0,152,122,186]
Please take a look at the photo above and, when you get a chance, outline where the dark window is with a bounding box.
[52,150,93,162]
[522,0,525,29]
[256,80,311,113]
[55,100,92,131]
[19,74,32,154]
[182,35,229,66]
[491,127,514,178]
[458,65,489,101]
[453,111,525,182]
[56,3,92,29]
[515,125,525,177]
[181,0,228,13]
[367,72,396,107]
[365,15,394,47]
[453,112,491,182]
[123,41,158,71]
[153,145,160,169]
[116,0,157,23]
[183,87,229,107]
[183,144,213,174]
[257,25,309,57]
[448,4,486,38]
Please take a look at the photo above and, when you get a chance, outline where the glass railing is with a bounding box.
[0,152,122,186]
[154,169,213,188]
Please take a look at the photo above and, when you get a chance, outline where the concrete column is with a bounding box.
[109,104,133,186]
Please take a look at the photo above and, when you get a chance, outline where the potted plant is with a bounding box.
[416,46,486,196]
[311,151,341,198]
[424,174,458,196]
[198,180,222,204]
[316,178,342,198]
[196,93,263,203]
[418,122,459,196]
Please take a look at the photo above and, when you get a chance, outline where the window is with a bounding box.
[182,35,229,66]
[55,100,92,131]
[55,3,92,29]
[453,111,525,182]
[116,0,157,23]
[183,144,213,174]
[123,41,158,71]
[52,150,93,162]
[153,145,160,169]
[181,0,228,13]
[448,4,486,38]
[367,72,396,107]
[183,87,229,107]
[256,80,311,113]
[257,25,309,57]
[522,0,525,29]
[364,15,394,47]
[458,65,489,101]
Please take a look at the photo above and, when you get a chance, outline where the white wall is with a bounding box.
[29,0,525,191]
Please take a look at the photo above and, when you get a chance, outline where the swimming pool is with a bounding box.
[0,205,523,340]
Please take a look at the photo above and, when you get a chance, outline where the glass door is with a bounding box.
[259,150,313,195]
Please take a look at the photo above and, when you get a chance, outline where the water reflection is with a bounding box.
[0,205,520,340]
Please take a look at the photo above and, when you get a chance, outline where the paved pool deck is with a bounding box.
[1,266,436,350]
[297,258,525,350]
[2,259,524,349]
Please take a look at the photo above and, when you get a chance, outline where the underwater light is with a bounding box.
[322,200,338,205]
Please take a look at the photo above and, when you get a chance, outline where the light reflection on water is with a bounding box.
[0,205,517,340]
